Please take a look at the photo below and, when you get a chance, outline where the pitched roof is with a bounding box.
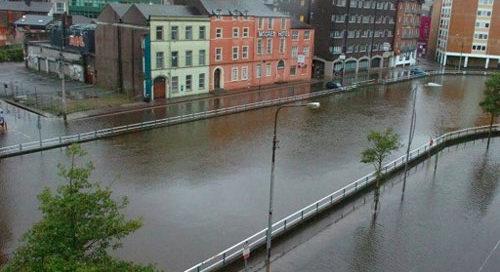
[196,0,287,17]
[14,14,53,27]
[108,3,132,18]
[0,1,53,13]
[134,3,203,18]
[291,19,313,29]
[71,15,94,24]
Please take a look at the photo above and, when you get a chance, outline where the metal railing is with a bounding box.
[379,69,493,84]
[0,80,377,158]
[183,124,499,272]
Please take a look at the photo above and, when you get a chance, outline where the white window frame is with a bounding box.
[216,28,223,39]
[266,63,272,77]
[232,46,239,60]
[215,48,222,61]
[232,67,239,81]
[232,27,239,38]
[243,27,249,38]
[242,46,249,59]
[241,66,248,80]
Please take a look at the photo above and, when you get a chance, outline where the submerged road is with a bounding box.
[0,75,497,271]
[250,141,500,272]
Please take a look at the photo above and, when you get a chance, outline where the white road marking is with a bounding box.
[478,237,500,272]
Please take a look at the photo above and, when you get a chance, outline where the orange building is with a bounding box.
[176,0,314,92]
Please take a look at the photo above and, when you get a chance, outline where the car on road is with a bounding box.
[326,81,343,90]
[410,68,427,76]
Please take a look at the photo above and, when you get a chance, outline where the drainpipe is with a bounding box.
[117,20,123,93]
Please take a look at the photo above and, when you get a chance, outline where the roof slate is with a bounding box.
[134,3,203,18]
[14,14,53,27]
[0,1,53,13]
[197,0,287,17]
[108,3,132,18]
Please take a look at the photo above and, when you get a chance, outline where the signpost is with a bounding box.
[37,115,42,148]
[340,54,346,85]
[242,241,250,271]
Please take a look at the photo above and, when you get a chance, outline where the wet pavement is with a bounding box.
[253,141,500,272]
[0,75,496,271]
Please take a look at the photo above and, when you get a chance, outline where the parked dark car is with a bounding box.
[326,81,343,89]
[410,68,427,75]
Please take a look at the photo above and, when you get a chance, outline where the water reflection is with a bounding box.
[466,151,500,218]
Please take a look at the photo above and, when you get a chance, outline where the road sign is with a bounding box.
[243,242,250,260]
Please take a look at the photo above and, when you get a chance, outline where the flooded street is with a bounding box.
[259,141,500,272]
[0,75,497,271]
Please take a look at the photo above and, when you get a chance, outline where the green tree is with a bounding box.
[361,128,401,214]
[2,144,161,272]
[480,73,500,150]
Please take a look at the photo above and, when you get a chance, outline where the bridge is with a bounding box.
[183,124,500,272]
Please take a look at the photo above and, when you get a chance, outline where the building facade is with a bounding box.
[393,0,423,66]
[431,0,500,69]
[175,0,314,92]
[145,6,210,100]
[310,0,398,80]
[267,0,314,24]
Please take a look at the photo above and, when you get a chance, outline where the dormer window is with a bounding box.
[215,9,222,20]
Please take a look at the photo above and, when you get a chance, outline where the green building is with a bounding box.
[69,0,168,18]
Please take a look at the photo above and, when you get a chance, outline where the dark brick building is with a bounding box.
[95,3,148,98]
[271,0,399,79]
[392,0,423,66]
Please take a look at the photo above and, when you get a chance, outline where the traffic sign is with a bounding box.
[242,242,250,260]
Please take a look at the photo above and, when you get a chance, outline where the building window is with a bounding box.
[232,67,238,81]
[304,30,310,40]
[257,38,263,54]
[156,52,164,69]
[215,48,222,61]
[281,18,286,29]
[186,50,192,66]
[292,31,299,40]
[199,26,206,39]
[291,46,298,58]
[199,73,205,89]
[266,63,272,76]
[290,65,297,75]
[243,27,249,37]
[277,60,285,70]
[303,46,310,56]
[279,38,285,53]
[242,46,249,59]
[241,66,248,80]
[232,47,239,60]
[156,26,163,40]
[299,15,305,22]
[268,18,273,29]
[266,38,272,54]
[233,27,239,38]
[171,51,178,67]
[186,75,192,91]
[256,64,262,78]
[258,17,264,29]
[171,76,179,93]
[199,49,206,65]
[216,28,223,38]
[185,26,193,40]
[171,26,178,40]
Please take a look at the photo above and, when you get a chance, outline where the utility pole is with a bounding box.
[402,87,417,197]
[60,13,67,121]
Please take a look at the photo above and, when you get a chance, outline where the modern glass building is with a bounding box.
[69,0,166,17]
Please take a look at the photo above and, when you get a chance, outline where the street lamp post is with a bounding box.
[456,34,464,72]
[265,102,320,272]
[340,54,346,86]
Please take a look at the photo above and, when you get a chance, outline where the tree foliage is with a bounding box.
[361,128,401,176]
[481,73,500,118]
[2,144,161,272]
[480,73,500,149]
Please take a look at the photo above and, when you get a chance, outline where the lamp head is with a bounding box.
[307,102,320,109]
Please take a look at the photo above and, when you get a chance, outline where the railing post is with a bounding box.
[19,144,22,151]
[301,210,304,220]
[78,133,81,141]
[94,130,97,138]
[284,219,287,230]
[59,136,62,144]
[316,203,319,213]
[222,252,226,265]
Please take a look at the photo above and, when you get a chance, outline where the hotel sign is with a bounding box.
[258,31,289,37]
